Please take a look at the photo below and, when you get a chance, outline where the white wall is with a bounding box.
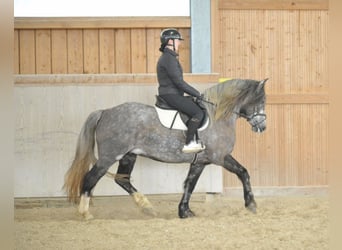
[14,78,222,197]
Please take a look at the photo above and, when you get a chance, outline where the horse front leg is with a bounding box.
[223,154,257,213]
[179,163,205,218]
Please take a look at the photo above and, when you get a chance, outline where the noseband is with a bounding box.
[235,111,267,128]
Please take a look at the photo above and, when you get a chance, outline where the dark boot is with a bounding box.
[182,118,205,153]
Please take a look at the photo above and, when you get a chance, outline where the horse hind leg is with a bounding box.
[115,153,156,216]
[114,153,138,194]
[78,158,114,220]
[78,194,93,220]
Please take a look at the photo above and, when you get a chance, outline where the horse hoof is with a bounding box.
[179,209,195,219]
[82,211,94,220]
[246,202,257,214]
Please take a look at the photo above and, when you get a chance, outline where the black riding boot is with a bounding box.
[183,118,205,153]
[185,118,201,144]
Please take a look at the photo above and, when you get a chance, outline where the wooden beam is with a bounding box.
[14,16,191,29]
[14,74,328,104]
[219,0,329,10]
[211,0,220,73]
[267,94,329,104]
[184,73,220,83]
[14,73,219,85]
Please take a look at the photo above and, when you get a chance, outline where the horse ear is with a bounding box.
[257,78,268,92]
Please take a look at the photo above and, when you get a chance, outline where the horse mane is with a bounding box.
[203,79,263,121]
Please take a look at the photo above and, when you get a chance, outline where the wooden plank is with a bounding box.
[178,28,191,73]
[83,29,99,74]
[14,30,19,74]
[19,30,36,74]
[14,17,191,29]
[67,29,83,73]
[99,29,115,73]
[15,25,190,75]
[219,0,329,10]
[51,29,67,73]
[131,29,147,73]
[35,29,51,74]
[184,73,219,83]
[297,11,329,92]
[267,94,329,104]
[146,28,161,73]
[312,104,328,184]
[115,29,131,73]
[211,0,220,73]
[217,9,328,93]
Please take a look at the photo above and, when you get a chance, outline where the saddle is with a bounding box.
[154,95,209,131]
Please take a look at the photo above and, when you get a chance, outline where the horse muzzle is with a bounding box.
[249,114,267,133]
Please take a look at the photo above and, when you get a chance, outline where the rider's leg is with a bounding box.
[183,109,205,152]
[159,94,205,152]
[182,116,205,153]
[185,117,202,144]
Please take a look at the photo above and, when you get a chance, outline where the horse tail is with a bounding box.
[63,110,103,203]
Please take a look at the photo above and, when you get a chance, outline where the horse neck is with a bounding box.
[224,111,239,127]
[202,98,240,126]
[208,110,239,132]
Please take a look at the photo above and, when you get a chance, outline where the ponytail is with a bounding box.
[159,43,167,52]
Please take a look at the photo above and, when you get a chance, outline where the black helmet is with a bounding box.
[160,28,184,45]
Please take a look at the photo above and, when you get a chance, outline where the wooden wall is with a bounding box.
[211,0,329,191]
[14,17,191,74]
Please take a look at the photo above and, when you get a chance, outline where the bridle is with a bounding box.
[236,111,266,121]
[234,110,267,130]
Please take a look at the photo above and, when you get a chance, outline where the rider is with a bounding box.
[157,28,205,153]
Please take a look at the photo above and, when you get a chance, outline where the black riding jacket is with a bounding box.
[157,48,201,98]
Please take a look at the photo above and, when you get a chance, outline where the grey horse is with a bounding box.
[64,78,268,219]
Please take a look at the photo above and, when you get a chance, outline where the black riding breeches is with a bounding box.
[160,94,204,144]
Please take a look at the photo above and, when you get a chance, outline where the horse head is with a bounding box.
[238,78,268,133]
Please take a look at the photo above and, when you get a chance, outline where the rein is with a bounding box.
[200,99,216,106]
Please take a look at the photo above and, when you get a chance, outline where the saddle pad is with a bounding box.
[155,106,209,131]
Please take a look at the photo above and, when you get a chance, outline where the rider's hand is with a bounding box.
[195,95,203,103]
